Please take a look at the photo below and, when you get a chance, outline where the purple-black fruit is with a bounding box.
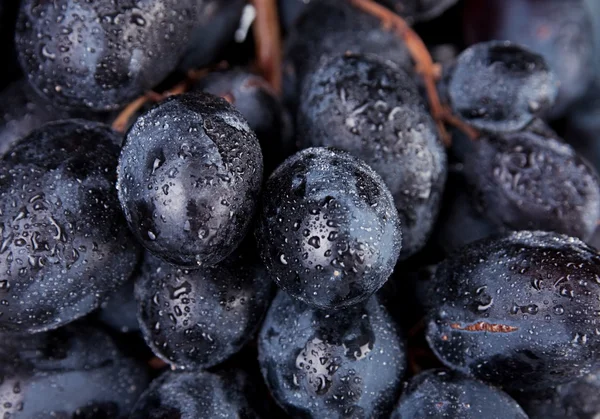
[0,119,139,334]
[118,92,263,268]
[426,231,600,392]
[15,0,198,111]
[135,250,272,369]
[259,291,406,418]
[255,147,401,310]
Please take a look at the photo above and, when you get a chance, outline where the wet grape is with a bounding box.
[463,0,595,117]
[448,41,558,133]
[255,147,401,310]
[15,0,198,111]
[130,369,259,419]
[462,129,600,241]
[426,231,600,392]
[0,324,149,418]
[135,249,272,370]
[259,291,406,418]
[117,92,263,268]
[0,119,139,334]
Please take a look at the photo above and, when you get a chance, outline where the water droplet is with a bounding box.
[308,236,321,249]
[277,252,289,265]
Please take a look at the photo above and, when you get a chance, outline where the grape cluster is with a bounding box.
[0,0,599,418]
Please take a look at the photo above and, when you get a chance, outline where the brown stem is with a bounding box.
[112,93,158,133]
[441,108,480,140]
[349,0,480,146]
[251,0,282,95]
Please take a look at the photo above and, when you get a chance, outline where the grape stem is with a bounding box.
[250,0,283,95]
[348,0,480,146]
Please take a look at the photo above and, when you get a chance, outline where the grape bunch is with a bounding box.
[0,0,599,418]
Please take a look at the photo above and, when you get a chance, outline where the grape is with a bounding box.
[193,68,294,173]
[448,41,558,133]
[435,123,600,253]
[463,0,595,117]
[0,119,139,334]
[117,92,263,267]
[15,0,198,111]
[259,291,406,418]
[135,249,272,370]
[255,147,401,310]
[426,231,600,392]
[297,53,446,258]
[0,324,149,418]
[462,129,600,241]
[391,369,528,419]
[130,369,259,419]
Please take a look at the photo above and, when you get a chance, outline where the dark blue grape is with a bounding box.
[435,123,600,253]
[463,0,595,117]
[0,324,149,418]
[135,249,272,369]
[0,119,139,334]
[391,369,528,419]
[117,92,263,267]
[130,369,259,419]
[297,53,446,258]
[426,231,600,392]
[15,0,197,111]
[259,291,406,418]
[255,147,401,310]
[448,41,558,133]
[462,129,600,241]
